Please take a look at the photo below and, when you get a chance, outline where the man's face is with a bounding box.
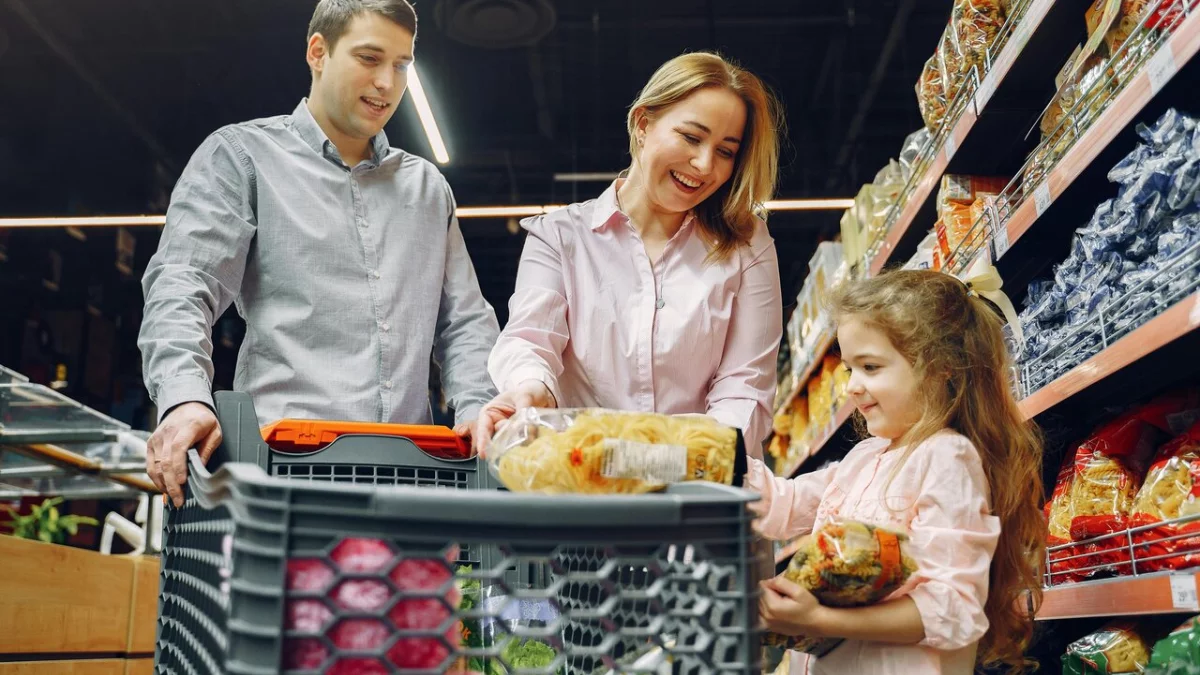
[308,13,414,144]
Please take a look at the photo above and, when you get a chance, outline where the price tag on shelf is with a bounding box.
[1034,182,1053,218]
[974,72,997,115]
[1171,574,1199,611]
[1148,45,1178,97]
[992,223,1011,260]
[944,133,958,163]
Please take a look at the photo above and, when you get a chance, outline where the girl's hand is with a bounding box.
[759,575,829,637]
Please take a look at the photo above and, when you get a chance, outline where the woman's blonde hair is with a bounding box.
[626,52,783,261]
[832,270,1045,672]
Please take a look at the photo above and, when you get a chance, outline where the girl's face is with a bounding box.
[837,316,923,442]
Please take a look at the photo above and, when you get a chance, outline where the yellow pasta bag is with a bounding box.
[486,409,744,494]
[1062,621,1152,674]
[764,521,917,656]
[1130,421,1200,572]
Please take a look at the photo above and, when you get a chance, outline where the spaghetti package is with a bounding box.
[486,409,743,494]
[764,521,917,656]
[1130,421,1200,572]
[1063,621,1153,675]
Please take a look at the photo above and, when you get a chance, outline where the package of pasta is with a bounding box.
[763,521,917,656]
[1046,452,1085,584]
[951,0,1007,83]
[1062,621,1153,674]
[916,52,948,132]
[1129,421,1200,572]
[486,409,745,494]
[1068,409,1167,541]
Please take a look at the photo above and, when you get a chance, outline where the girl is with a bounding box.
[473,51,784,457]
[751,270,1045,674]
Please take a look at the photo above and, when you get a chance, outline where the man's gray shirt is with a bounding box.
[139,100,499,426]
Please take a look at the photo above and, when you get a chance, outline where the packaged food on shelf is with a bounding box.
[916,52,949,133]
[1147,616,1200,673]
[764,521,917,656]
[767,433,790,464]
[487,409,742,494]
[951,0,1008,82]
[1063,621,1154,675]
[1017,110,1200,390]
[1129,420,1200,571]
[939,174,1009,207]
[898,128,932,180]
[807,368,833,432]
[789,396,810,443]
[1047,452,1084,583]
[935,175,1008,265]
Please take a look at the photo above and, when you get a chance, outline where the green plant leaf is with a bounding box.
[63,520,78,535]
[37,530,52,543]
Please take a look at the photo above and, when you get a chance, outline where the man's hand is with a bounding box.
[759,575,829,637]
[146,402,222,507]
[471,379,556,456]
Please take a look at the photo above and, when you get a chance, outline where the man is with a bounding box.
[139,0,499,506]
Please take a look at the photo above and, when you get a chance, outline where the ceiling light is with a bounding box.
[408,65,450,164]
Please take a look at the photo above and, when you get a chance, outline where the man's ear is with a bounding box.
[307,33,328,75]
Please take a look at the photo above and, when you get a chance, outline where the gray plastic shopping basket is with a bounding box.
[153,391,763,674]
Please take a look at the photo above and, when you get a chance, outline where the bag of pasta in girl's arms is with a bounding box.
[763,521,918,656]
[486,408,745,494]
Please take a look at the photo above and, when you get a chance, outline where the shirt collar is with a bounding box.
[290,98,390,166]
[592,179,698,235]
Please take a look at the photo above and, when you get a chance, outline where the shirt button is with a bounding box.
[373,270,381,279]
[384,380,393,389]
[381,322,390,332]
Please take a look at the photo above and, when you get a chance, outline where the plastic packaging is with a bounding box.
[1063,621,1153,674]
[898,128,931,179]
[916,51,949,133]
[764,521,917,655]
[487,409,741,494]
[1130,421,1200,572]
[1147,616,1200,673]
[952,0,1007,83]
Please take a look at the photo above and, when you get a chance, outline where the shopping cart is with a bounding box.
[153,391,762,674]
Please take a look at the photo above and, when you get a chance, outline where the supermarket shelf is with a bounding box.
[867,0,1083,275]
[1038,571,1200,620]
[772,332,836,417]
[781,400,856,478]
[1019,290,1200,419]
[999,8,1200,258]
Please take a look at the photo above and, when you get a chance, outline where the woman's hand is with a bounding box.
[472,379,556,456]
[759,575,829,637]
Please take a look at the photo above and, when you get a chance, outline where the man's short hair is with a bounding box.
[308,0,417,51]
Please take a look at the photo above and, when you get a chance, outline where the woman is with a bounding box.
[474,51,784,459]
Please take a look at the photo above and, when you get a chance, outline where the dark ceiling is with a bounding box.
[0,0,955,414]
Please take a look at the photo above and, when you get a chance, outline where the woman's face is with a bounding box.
[632,86,746,215]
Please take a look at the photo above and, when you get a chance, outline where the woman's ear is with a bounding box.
[632,107,650,147]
